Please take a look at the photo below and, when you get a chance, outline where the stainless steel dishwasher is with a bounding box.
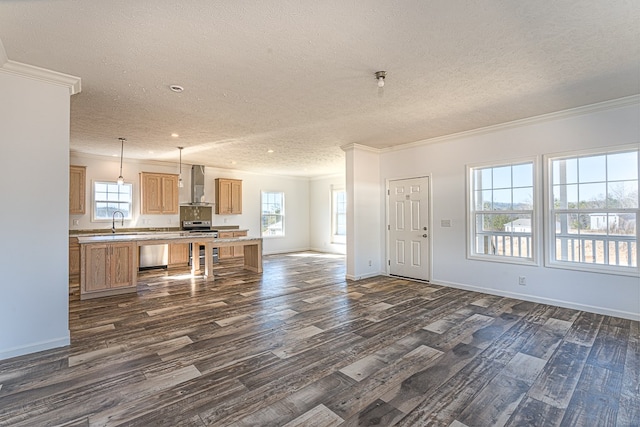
[139,244,168,270]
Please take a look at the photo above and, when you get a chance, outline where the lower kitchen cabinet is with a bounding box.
[218,230,248,259]
[69,237,80,278]
[81,241,137,299]
[168,243,190,267]
[233,230,248,257]
[218,232,234,259]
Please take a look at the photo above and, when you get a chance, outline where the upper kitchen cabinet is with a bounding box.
[215,178,242,214]
[69,165,86,214]
[140,172,179,215]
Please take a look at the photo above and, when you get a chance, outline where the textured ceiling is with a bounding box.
[0,1,638,177]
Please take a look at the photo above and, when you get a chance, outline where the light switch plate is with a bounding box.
[441,219,452,227]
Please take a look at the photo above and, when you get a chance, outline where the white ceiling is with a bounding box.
[0,1,638,177]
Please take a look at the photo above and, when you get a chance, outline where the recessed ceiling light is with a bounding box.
[171,133,179,138]
[267,149,274,153]
[169,85,184,93]
[231,161,237,165]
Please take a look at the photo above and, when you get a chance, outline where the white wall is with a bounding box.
[69,154,311,254]
[0,72,74,359]
[379,100,640,320]
[309,174,346,254]
[345,145,382,280]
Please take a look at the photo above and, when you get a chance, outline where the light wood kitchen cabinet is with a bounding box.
[69,165,86,214]
[168,243,190,267]
[81,241,137,299]
[218,231,234,259]
[218,230,248,259]
[215,178,242,214]
[140,172,179,215]
[69,237,80,278]
[232,230,248,257]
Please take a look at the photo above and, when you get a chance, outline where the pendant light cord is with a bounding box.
[119,138,124,176]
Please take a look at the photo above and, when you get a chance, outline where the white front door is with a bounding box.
[388,176,430,281]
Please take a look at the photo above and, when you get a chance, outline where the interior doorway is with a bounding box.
[387,176,431,281]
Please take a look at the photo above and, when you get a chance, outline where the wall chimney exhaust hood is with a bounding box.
[188,165,214,205]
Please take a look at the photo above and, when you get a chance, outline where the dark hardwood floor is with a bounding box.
[1,252,638,426]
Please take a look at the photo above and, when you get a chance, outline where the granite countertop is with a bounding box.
[70,226,248,237]
[76,232,259,244]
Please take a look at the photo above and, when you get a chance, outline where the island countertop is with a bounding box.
[76,232,258,245]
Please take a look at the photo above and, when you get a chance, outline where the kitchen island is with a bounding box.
[77,233,262,300]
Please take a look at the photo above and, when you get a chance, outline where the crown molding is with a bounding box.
[0,56,81,95]
[69,150,316,181]
[383,94,640,154]
[340,143,381,154]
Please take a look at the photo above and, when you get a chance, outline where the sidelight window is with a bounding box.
[546,146,638,274]
[468,159,537,264]
[93,181,133,221]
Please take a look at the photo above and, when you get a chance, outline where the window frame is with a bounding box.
[92,180,133,222]
[467,157,540,266]
[331,187,346,244]
[544,144,639,276]
[261,190,285,238]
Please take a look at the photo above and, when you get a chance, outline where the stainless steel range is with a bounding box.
[182,220,219,265]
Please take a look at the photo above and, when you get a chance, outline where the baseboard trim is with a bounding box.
[346,272,381,281]
[0,333,70,361]
[431,279,639,321]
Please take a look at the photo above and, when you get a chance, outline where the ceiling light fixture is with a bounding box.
[169,85,184,93]
[267,149,274,153]
[375,71,386,88]
[177,146,184,188]
[171,133,179,138]
[116,137,126,185]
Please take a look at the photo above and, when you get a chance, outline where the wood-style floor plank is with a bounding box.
[1,252,638,426]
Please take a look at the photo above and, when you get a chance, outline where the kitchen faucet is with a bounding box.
[112,210,125,233]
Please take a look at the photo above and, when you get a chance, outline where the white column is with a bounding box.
[342,144,383,280]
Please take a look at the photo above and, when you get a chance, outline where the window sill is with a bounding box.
[545,260,639,277]
[467,253,539,267]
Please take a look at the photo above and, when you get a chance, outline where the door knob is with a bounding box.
[422,234,428,238]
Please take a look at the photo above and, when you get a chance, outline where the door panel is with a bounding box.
[389,177,430,281]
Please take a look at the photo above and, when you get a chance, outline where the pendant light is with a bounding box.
[177,146,184,188]
[116,137,126,185]
[375,71,386,88]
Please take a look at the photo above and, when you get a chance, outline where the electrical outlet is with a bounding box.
[518,276,526,286]
[368,260,372,267]
[72,219,79,226]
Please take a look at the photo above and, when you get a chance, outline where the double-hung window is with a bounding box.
[547,146,638,274]
[468,159,536,264]
[261,191,285,237]
[93,181,133,220]
[332,188,346,244]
